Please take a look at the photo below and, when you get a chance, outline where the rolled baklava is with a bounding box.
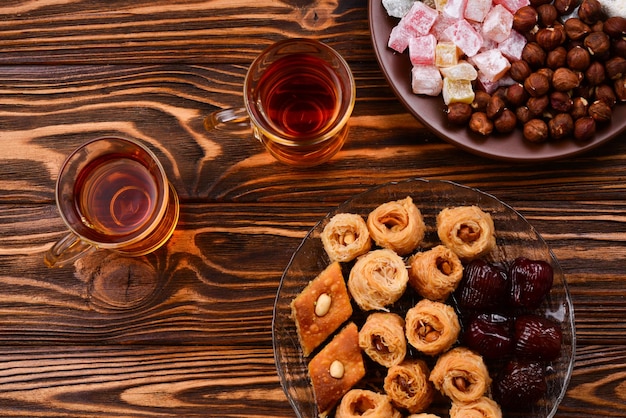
[321,213,372,262]
[436,206,496,261]
[367,196,425,256]
[358,312,406,368]
[450,396,503,418]
[408,245,464,301]
[383,359,435,413]
[429,347,492,404]
[405,299,460,356]
[335,389,401,418]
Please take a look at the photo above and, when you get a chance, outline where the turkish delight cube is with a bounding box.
[443,19,483,57]
[464,0,492,22]
[410,34,437,65]
[412,65,443,96]
[498,30,527,61]
[477,72,516,94]
[439,61,478,80]
[471,49,511,82]
[442,77,475,104]
[430,14,459,42]
[400,1,439,36]
[493,0,530,13]
[442,0,468,19]
[388,24,411,53]
[482,4,514,43]
[435,42,460,67]
[383,0,417,18]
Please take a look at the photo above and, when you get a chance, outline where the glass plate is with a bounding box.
[273,178,575,417]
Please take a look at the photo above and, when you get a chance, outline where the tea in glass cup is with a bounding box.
[44,137,179,268]
[205,38,356,167]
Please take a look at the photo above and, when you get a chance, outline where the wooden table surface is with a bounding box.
[1,0,626,417]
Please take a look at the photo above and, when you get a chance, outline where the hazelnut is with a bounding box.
[588,100,612,123]
[552,67,581,91]
[594,84,616,107]
[571,96,589,119]
[510,60,533,82]
[549,113,574,140]
[554,0,579,15]
[615,76,626,101]
[605,57,626,80]
[523,119,549,142]
[585,61,606,86]
[566,46,591,71]
[547,47,567,69]
[472,91,491,112]
[584,31,611,57]
[550,91,573,112]
[446,102,473,125]
[578,0,604,25]
[536,27,565,51]
[516,106,532,125]
[494,109,517,133]
[506,83,528,107]
[469,112,494,136]
[536,4,558,27]
[574,116,596,141]
[525,72,551,97]
[527,95,550,117]
[522,42,547,69]
[614,39,626,59]
[603,16,626,39]
[564,18,591,40]
[513,6,539,33]
[486,95,506,119]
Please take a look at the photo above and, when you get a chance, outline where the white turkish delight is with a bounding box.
[411,65,443,96]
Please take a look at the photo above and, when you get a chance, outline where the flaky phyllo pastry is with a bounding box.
[308,323,366,418]
[405,299,460,356]
[321,213,372,262]
[383,359,435,413]
[358,312,407,368]
[367,196,425,256]
[348,249,408,311]
[436,206,496,261]
[449,396,503,418]
[335,389,401,418]
[408,245,464,301]
[429,347,492,404]
[290,262,353,357]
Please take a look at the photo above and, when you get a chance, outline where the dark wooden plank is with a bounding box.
[0,0,371,65]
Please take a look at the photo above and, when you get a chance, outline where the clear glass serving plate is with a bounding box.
[273,178,575,418]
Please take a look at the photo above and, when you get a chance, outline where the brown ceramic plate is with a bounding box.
[368,0,626,162]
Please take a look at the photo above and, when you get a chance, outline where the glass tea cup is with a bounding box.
[44,137,180,268]
[205,38,356,168]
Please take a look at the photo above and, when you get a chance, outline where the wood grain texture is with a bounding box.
[1,0,626,416]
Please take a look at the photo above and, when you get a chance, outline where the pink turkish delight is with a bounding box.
[464,0,492,22]
[411,65,443,96]
[400,1,439,36]
[482,4,514,43]
[477,73,516,94]
[493,0,530,13]
[498,30,527,61]
[388,24,410,53]
[471,49,511,82]
[429,14,459,42]
[409,34,437,65]
[443,19,483,57]
[443,0,468,19]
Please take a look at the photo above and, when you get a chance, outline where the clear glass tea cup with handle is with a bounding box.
[44,136,179,268]
[205,38,356,168]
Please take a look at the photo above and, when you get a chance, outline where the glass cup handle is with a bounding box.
[204,107,252,135]
[44,232,96,268]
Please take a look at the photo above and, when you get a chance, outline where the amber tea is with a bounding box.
[256,54,340,137]
[206,38,355,167]
[45,137,179,268]
[74,155,159,241]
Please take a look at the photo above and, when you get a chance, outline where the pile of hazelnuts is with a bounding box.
[446,0,626,143]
